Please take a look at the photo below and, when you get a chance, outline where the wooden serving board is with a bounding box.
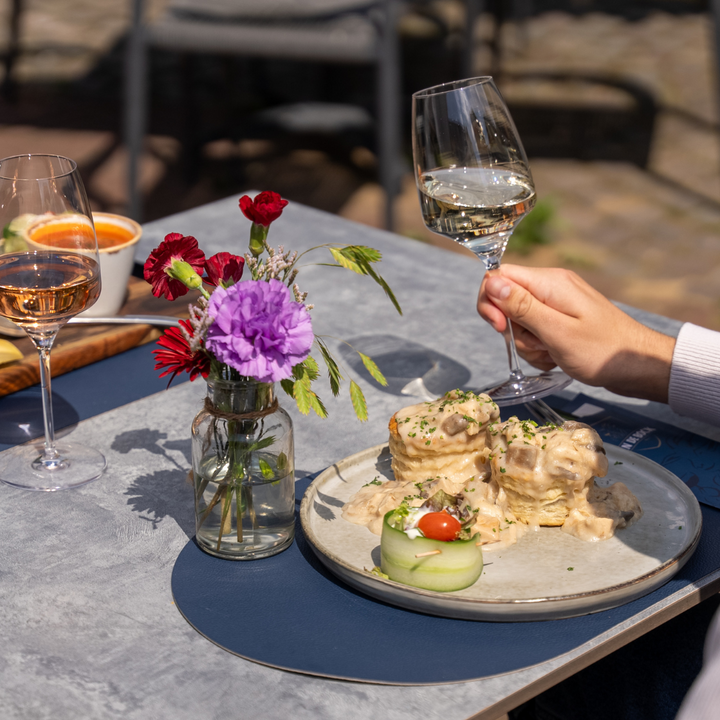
[0,277,201,397]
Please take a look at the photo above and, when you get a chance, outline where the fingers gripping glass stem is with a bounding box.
[482,245,527,388]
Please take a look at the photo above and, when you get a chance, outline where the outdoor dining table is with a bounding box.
[1,196,719,720]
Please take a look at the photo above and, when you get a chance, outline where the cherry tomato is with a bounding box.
[418,511,462,542]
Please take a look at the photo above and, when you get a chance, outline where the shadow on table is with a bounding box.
[338,334,471,400]
[0,388,79,447]
[112,428,196,537]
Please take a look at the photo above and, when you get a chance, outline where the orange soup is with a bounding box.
[94,221,136,249]
[30,219,135,250]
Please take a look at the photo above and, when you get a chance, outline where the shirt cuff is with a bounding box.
[669,323,720,426]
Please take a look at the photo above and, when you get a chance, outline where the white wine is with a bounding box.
[419,167,536,255]
[0,252,100,326]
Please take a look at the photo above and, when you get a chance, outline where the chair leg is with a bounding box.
[1,0,23,101]
[124,0,148,221]
[180,53,203,184]
[463,0,484,79]
[711,0,720,181]
[377,0,401,231]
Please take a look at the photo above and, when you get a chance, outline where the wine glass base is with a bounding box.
[0,442,106,491]
[481,371,572,407]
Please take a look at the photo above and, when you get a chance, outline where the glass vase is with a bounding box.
[191,376,295,560]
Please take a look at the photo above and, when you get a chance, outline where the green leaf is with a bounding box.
[358,352,387,386]
[365,263,402,315]
[246,436,277,453]
[302,355,320,381]
[349,380,368,422]
[277,452,288,470]
[328,247,365,275]
[316,338,343,396]
[346,245,382,264]
[308,391,328,419]
[294,378,312,415]
[280,379,295,398]
[327,247,401,315]
[258,458,274,479]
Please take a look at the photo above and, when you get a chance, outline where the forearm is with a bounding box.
[598,324,675,403]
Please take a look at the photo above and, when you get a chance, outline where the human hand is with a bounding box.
[477,265,675,402]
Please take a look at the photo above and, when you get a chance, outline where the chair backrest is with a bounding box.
[167,0,379,21]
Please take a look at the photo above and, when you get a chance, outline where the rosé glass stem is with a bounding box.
[29,330,66,470]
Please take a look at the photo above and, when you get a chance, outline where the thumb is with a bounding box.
[484,273,549,335]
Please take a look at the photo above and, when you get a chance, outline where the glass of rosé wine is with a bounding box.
[0,154,106,490]
[412,76,571,404]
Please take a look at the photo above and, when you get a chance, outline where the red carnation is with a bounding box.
[144,233,206,301]
[239,191,288,227]
[153,319,211,386]
[204,252,245,288]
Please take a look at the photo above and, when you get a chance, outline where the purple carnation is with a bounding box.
[205,279,313,382]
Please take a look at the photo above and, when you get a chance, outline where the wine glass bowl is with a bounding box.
[412,77,571,404]
[0,154,106,490]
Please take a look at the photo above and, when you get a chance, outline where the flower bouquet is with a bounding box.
[144,192,401,559]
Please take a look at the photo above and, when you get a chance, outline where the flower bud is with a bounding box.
[165,258,204,290]
[249,223,268,257]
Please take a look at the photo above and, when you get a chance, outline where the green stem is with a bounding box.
[217,486,233,551]
[197,484,225,529]
[236,485,243,542]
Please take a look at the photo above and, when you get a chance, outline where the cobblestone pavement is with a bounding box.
[1,2,720,330]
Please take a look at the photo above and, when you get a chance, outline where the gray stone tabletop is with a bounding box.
[1,198,718,720]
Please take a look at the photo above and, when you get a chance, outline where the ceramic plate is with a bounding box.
[299,443,702,621]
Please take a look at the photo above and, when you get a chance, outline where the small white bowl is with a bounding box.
[84,213,142,317]
[23,212,142,318]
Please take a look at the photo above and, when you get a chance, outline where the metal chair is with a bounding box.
[1,0,23,100]
[124,0,408,228]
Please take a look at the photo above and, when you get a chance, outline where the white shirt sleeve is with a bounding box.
[668,323,720,426]
[669,322,720,719]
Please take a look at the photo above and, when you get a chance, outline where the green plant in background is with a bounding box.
[507,198,555,255]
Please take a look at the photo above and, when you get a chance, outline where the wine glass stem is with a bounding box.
[482,246,527,387]
[31,333,60,465]
[504,321,526,385]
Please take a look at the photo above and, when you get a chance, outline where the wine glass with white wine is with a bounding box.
[412,76,571,404]
[0,154,106,490]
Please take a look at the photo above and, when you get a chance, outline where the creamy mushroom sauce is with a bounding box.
[342,395,643,548]
[340,473,526,550]
[488,417,641,540]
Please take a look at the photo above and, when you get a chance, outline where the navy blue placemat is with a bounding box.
[172,469,720,685]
